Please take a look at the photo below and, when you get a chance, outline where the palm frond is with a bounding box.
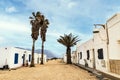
[29,16,34,19]
[32,12,35,17]
[57,33,80,47]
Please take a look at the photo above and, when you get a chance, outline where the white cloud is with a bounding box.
[5,6,17,13]
[0,14,32,48]
[47,30,62,38]
[68,2,77,8]
[0,37,5,42]
[0,21,30,33]
[0,14,30,33]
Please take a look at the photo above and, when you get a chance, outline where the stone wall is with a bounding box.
[110,59,120,75]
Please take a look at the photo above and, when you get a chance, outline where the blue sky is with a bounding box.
[0,0,120,57]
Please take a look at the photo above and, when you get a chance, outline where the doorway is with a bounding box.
[22,54,25,66]
[92,49,96,69]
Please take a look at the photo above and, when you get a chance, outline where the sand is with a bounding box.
[0,59,97,80]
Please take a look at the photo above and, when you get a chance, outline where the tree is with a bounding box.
[57,33,80,64]
[40,17,49,64]
[29,12,43,67]
[29,11,49,65]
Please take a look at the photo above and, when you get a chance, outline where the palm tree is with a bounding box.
[30,11,49,65]
[57,33,80,64]
[40,18,49,64]
[29,12,43,67]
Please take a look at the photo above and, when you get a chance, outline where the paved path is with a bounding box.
[0,60,97,80]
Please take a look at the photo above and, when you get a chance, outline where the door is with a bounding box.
[92,49,96,69]
[22,54,25,66]
[14,53,19,64]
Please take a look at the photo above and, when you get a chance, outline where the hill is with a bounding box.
[35,49,56,59]
[15,47,56,59]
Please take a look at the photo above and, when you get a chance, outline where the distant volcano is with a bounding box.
[15,47,57,59]
[35,49,57,59]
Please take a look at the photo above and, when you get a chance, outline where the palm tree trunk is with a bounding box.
[30,39,35,67]
[66,47,72,64]
[41,40,44,64]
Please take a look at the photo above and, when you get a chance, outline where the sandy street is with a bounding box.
[0,60,97,80]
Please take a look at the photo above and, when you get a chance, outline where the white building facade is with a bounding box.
[76,39,95,68]
[75,13,120,78]
[0,47,47,69]
[107,14,120,75]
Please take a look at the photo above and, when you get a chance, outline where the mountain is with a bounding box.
[35,49,56,59]
[15,47,56,59]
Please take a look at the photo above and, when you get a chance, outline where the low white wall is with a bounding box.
[63,54,67,63]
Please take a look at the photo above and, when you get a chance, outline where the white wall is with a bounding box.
[0,47,11,68]
[34,53,39,64]
[76,39,94,68]
[107,13,120,59]
[93,26,109,72]
[43,54,47,63]
[0,47,47,69]
[34,53,47,64]
[75,13,120,76]
[63,54,67,63]
[9,47,31,68]
[71,51,77,63]
[0,47,32,69]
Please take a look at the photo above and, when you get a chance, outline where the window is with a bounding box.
[87,50,90,60]
[29,54,31,62]
[97,48,104,59]
[14,53,19,64]
[80,52,82,59]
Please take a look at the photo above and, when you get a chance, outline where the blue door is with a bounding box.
[14,53,19,64]
[29,54,31,62]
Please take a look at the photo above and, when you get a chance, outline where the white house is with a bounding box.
[93,13,120,76]
[76,39,95,68]
[71,51,77,63]
[0,47,31,69]
[63,51,77,63]
[106,13,120,75]
[93,26,109,72]
[34,53,47,64]
[75,13,120,78]
[43,54,47,63]
[63,54,67,63]
[0,47,47,69]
